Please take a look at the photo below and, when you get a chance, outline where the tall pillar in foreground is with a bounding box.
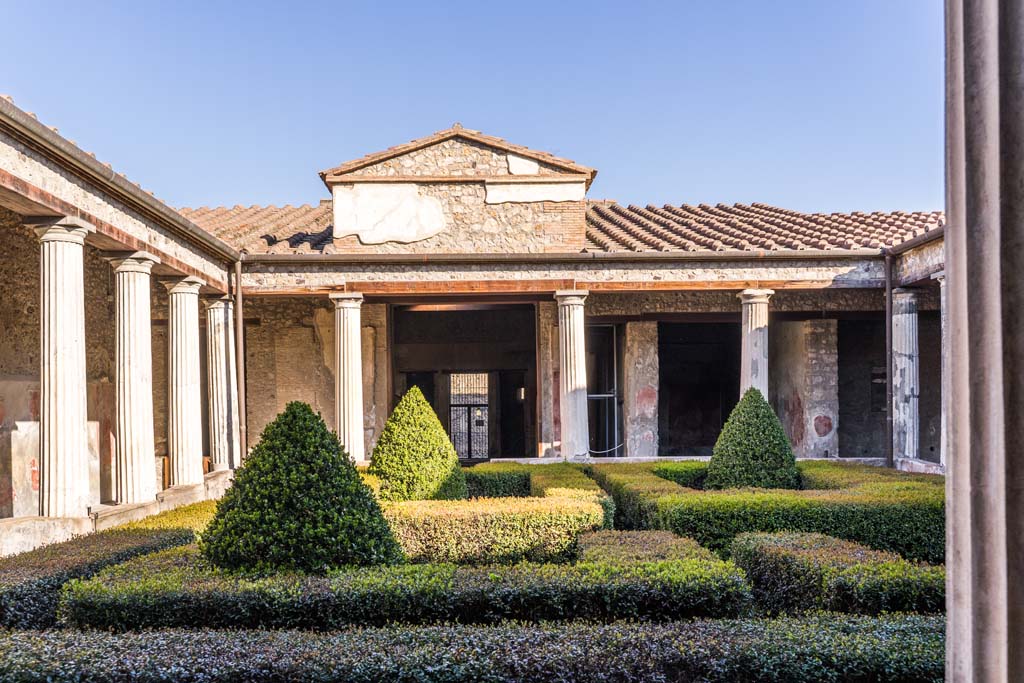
[945,1,1024,677]
[555,290,589,458]
[330,293,365,462]
[891,288,920,461]
[205,297,241,471]
[165,277,205,486]
[34,217,95,517]
[932,271,949,468]
[110,252,159,504]
[738,289,772,397]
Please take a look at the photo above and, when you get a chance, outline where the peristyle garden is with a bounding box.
[0,387,946,682]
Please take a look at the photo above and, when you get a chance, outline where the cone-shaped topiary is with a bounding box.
[705,388,801,490]
[200,402,403,573]
[369,386,468,501]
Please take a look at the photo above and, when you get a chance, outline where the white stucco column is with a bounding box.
[109,252,159,504]
[932,272,948,468]
[34,217,95,517]
[555,290,589,458]
[892,288,920,462]
[205,297,240,471]
[738,289,773,398]
[330,293,365,462]
[165,277,205,486]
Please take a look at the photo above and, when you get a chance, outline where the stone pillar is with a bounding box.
[109,252,159,504]
[555,290,589,458]
[945,1,1024,677]
[738,289,773,397]
[891,288,919,461]
[34,217,95,517]
[205,298,241,471]
[932,272,948,467]
[623,321,658,458]
[164,277,205,487]
[330,293,365,463]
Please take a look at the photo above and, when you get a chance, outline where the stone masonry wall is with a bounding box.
[241,298,388,457]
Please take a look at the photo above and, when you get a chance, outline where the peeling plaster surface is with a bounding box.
[623,322,659,457]
[485,181,586,204]
[770,320,839,458]
[333,184,446,244]
[507,154,540,175]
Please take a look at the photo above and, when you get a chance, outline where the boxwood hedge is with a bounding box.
[0,527,194,628]
[576,530,717,564]
[59,544,752,630]
[731,531,945,615]
[464,462,532,497]
[0,614,945,682]
[588,461,944,563]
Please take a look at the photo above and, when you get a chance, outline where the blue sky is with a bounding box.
[4,1,943,213]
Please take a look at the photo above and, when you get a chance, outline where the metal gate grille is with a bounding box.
[450,373,488,458]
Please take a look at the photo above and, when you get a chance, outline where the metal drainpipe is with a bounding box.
[234,259,247,461]
[884,252,894,468]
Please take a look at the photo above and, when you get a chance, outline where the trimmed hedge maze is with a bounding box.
[587,460,945,563]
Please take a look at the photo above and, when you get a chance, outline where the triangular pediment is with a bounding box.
[319,124,596,187]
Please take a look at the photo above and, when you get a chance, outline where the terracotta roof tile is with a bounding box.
[179,199,943,255]
[585,202,944,252]
[178,202,333,253]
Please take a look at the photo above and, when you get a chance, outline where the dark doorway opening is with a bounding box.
[391,305,536,458]
[658,322,740,457]
[587,324,623,457]
[837,318,887,458]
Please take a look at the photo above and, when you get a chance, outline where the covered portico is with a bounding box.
[0,98,243,554]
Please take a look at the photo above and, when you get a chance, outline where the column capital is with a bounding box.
[28,215,96,244]
[931,270,946,284]
[107,251,160,274]
[163,276,205,295]
[329,292,364,308]
[737,288,774,305]
[204,296,233,312]
[554,289,588,305]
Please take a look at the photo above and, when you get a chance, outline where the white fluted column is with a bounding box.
[34,217,95,517]
[165,277,205,486]
[932,272,948,468]
[738,289,773,398]
[109,253,159,503]
[330,293,365,462]
[555,290,589,458]
[205,298,240,471]
[892,288,920,461]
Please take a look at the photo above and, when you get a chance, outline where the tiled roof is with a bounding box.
[318,123,597,187]
[178,202,333,254]
[179,199,944,255]
[585,202,944,252]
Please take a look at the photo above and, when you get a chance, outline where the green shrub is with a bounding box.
[369,387,467,501]
[652,460,709,489]
[1,614,945,682]
[529,462,615,528]
[706,388,800,490]
[384,495,604,564]
[463,462,531,497]
[117,500,217,533]
[59,544,751,630]
[589,461,945,562]
[576,530,716,563]
[200,402,402,573]
[731,532,945,615]
[0,528,192,628]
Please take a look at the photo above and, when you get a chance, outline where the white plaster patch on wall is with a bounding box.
[507,154,540,175]
[484,181,586,204]
[332,184,446,244]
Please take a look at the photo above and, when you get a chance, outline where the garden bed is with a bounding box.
[587,460,945,562]
[731,531,945,614]
[58,541,751,630]
[0,614,945,682]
